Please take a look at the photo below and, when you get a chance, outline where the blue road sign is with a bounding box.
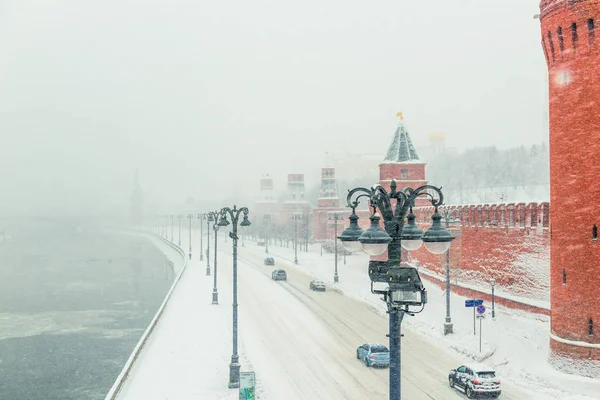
[476,304,486,314]
[465,299,484,307]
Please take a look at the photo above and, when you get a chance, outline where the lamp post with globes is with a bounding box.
[490,277,496,319]
[217,205,251,389]
[212,220,220,304]
[205,211,219,276]
[440,208,460,335]
[338,180,454,400]
[170,215,174,242]
[328,212,344,283]
[264,214,271,254]
[187,214,193,259]
[292,214,302,264]
[197,214,205,261]
[177,215,183,246]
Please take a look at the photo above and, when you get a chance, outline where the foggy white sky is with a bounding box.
[0,0,548,217]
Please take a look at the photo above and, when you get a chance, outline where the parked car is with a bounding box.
[309,280,326,291]
[264,257,275,266]
[448,363,501,398]
[356,343,390,368]
[271,269,287,281]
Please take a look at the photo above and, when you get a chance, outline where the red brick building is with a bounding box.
[539,0,600,369]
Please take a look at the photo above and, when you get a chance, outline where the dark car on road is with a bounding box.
[449,363,501,398]
[309,280,326,291]
[264,257,275,266]
[271,269,287,281]
[356,343,390,368]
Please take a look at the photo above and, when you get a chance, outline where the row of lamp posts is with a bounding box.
[156,184,499,399]
[158,206,251,389]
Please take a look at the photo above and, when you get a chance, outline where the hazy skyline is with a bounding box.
[0,0,548,216]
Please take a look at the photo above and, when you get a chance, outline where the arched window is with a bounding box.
[588,19,595,45]
[572,22,579,51]
[589,318,594,337]
[563,268,567,285]
[593,224,597,240]
[557,26,565,53]
[547,32,556,61]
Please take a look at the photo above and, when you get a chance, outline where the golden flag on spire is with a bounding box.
[396,112,403,121]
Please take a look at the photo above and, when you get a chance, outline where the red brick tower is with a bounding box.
[540,0,600,372]
[378,113,429,206]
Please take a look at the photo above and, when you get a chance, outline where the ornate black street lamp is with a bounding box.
[264,214,271,254]
[177,214,183,246]
[205,211,220,275]
[218,205,251,389]
[440,208,460,335]
[170,215,174,242]
[328,212,344,283]
[490,277,496,319]
[292,214,302,264]
[197,214,205,261]
[187,214,193,259]
[212,219,220,305]
[339,180,454,400]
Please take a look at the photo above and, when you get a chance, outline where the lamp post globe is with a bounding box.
[338,209,364,253]
[358,213,392,256]
[399,210,423,251]
[421,211,454,255]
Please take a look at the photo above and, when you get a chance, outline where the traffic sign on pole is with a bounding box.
[465,299,484,307]
[476,304,486,314]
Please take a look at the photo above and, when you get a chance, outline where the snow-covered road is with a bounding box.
[228,247,537,399]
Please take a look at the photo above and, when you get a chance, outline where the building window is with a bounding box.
[557,26,565,53]
[572,22,579,51]
[401,169,408,179]
[562,268,567,285]
[589,318,594,337]
[593,224,597,240]
[589,19,595,45]
[547,32,556,61]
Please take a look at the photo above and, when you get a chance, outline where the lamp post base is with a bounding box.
[200,255,203,261]
[212,290,219,305]
[294,258,298,265]
[228,361,240,389]
[444,322,454,335]
[334,273,339,283]
[206,267,211,276]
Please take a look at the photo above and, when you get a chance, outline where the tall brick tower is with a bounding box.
[379,113,429,206]
[540,0,600,373]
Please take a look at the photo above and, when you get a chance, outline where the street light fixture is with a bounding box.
[292,214,302,264]
[218,205,250,390]
[339,180,454,400]
[328,212,344,283]
[205,211,220,276]
[440,209,460,335]
[187,214,193,259]
[212,221,220,305]
[177,214,183,246]
[264,214,271,254]
[197,214,205,261]
[490,277,496,319]
[170,215,175,242]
